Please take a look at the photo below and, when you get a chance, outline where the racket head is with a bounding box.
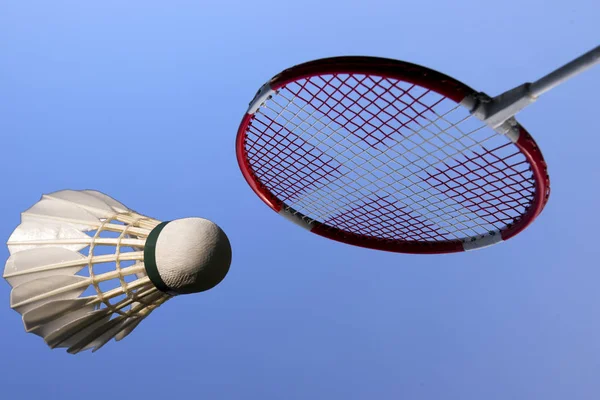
[236,57,550,254]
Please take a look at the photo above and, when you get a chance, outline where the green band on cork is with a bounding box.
[144,221,174,295]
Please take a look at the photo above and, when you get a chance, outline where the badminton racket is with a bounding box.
[236,46,599,254]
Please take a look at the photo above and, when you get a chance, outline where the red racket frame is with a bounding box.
[236,57,550,254]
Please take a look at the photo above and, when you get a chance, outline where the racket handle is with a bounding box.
[468,45,599,130]
[530,45,600,98]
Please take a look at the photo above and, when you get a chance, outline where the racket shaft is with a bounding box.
[530,45,600,98]
[474,45,599,128]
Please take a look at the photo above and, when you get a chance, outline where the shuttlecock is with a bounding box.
[4,189,232,354]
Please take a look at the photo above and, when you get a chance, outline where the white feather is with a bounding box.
[11,275,88,314]
[4,247,86,287]
[7,220,92,254]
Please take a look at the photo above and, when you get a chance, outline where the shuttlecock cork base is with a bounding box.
[144,218,232,295]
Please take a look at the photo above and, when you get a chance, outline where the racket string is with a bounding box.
[247,108,528,239]
[259,77,492,202]
[245,73,535,242]
[257,94,529,236]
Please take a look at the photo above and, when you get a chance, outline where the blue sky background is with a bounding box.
[1,1,599,399]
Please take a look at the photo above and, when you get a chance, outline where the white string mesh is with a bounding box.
[244,73,536,243]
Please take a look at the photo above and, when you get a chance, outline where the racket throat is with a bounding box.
[462,83,536,140]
